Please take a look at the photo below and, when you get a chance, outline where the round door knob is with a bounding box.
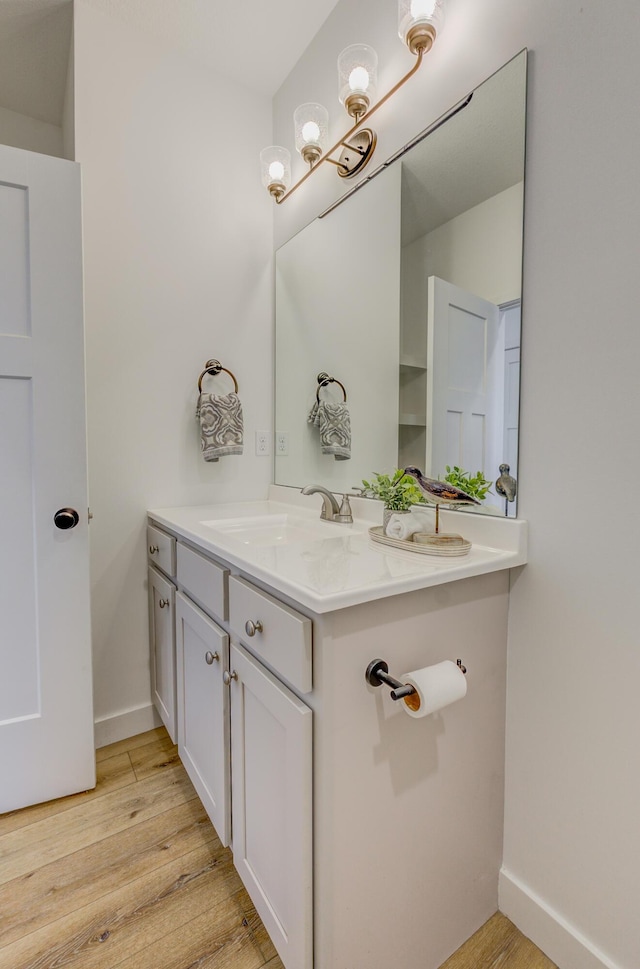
[159,598,170,609]
[54,508,80,530]
[223,670,238,686]
[245,619,263,637]
[205,651,219,665]
[149,545,159,554]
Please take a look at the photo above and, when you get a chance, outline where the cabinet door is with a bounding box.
[175,592,231,846]
[229,642,313,969]
[148,565,176,742]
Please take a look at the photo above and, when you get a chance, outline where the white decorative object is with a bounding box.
[385,511,423,540]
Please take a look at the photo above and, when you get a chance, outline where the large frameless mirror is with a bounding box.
[275,50,526,517]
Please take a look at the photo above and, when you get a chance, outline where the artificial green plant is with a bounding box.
[361,469,424,511]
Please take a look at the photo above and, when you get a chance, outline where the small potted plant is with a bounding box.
[361,469,424,529]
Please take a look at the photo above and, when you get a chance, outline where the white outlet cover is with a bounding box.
[255,430,271,455]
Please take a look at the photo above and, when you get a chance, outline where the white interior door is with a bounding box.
[426,276,503,482]
[0,144,94,812]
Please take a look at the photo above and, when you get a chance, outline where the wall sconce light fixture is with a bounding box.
[261,0,446,203]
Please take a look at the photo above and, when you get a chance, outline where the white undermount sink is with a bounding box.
[200,513,352,547]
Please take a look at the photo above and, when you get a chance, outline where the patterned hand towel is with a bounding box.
[196,392,244,462]
[307,400,351,460]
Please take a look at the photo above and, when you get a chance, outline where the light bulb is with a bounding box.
[268,161,285,181]
[348,66,370,93]
[398,0,445,52]
[301,121,321,144]
[338,45,377,118]
[260,146,291,200]
[411,0,436,16]
[294,104,328,164]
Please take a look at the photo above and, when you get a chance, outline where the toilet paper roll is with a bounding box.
[400,660,467,718]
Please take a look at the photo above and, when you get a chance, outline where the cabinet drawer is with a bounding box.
[177,542,228,622]
[147,523,176,578]
[228,576,312,694]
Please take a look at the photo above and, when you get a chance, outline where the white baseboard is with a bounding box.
[499,868,621,969]
[94,702,162,749]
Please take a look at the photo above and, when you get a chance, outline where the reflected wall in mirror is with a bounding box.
[275,51,526,517]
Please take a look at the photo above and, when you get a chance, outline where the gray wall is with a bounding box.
[273,2,640,967]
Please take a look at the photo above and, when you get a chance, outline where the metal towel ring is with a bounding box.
[198,359,239,394]
[316,371,347,403]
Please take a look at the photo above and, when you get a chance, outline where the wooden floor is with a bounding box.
[0,728,557,969]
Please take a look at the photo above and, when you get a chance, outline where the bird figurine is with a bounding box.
[495,463,517,516]
[402,466,480,534]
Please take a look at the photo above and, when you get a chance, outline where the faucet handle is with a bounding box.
[335,494,353,524]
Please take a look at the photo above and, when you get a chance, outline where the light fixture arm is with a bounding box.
[324,157,349,171]
[275,48,425,204]
[339,140,367,155]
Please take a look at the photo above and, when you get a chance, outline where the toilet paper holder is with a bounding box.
[365,657,467,701]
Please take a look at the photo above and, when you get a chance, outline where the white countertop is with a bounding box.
[148,486,527,614]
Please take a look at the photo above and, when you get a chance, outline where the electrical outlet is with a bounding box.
[255,430,270,456]
[276,432,289,455]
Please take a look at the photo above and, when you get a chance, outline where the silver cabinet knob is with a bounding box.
[245,619,264,637]
[159,598,170,608]
[205,651,219,665]
[223,670,238,686]
[149,545,159,554]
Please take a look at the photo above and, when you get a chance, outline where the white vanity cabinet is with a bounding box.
[147,523,177,742]
[173,541,234,849]
[174,591,231,846]
[147,501,524,969]
[229,641,313,969]
[227,575,313,969]
[148,520,314,969]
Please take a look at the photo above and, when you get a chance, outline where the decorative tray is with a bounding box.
[368,526,472,557]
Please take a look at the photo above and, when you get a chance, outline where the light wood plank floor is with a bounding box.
[0,728,557,969]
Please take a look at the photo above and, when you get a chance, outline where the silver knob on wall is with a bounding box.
[245,619,263,637]
[149,545,159,554]
[205,651,219,665]
[159,598,170,608]
[223,670,238,686]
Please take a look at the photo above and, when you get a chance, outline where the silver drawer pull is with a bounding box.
[245,619,263,637]
[149,545,159,554]
[223,670,238,686]
[205,651,219,665]
[159,598,170,609]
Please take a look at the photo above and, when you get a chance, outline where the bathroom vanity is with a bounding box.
[146,488,527,969]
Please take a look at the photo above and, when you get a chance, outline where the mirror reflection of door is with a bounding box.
[399,276,520,516]
[501,300,521,517]
[427,276,502,494]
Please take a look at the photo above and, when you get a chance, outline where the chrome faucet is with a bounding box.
[301,484,353,524]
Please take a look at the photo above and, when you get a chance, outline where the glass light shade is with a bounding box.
[293,103,329,165]
[398,0,445,52]
[260,146,291,198]
[338,44,378,119]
